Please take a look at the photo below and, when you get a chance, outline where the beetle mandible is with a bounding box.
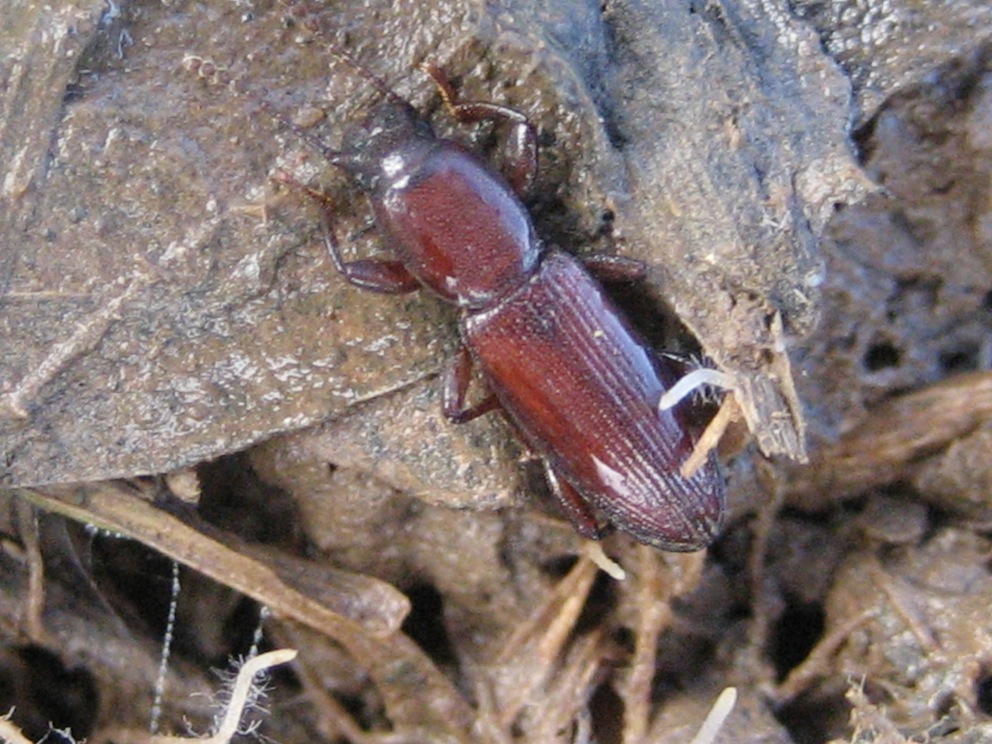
[266,40,726,551]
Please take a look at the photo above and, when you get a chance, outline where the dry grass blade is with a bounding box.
[623,549,706,743]
[490,556,600,731]
[688,687,737,744]
[17,484,475,740]
[527,631,605,742]
[17,483,408,636]
[786,371,992,510]
[621,545,672,743]
[774,609,876,705]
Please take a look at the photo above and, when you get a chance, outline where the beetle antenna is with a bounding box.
[183,2,418,171]
[257,99,349,168]
[278,0,412,108]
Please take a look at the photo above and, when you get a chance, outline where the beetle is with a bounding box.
[263,47,726,551]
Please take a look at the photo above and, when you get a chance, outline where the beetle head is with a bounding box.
[334,100,436,193]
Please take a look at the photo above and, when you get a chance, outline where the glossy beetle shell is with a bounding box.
[306,94,726,550]
[373,145,540,309]
[464,250,724,550]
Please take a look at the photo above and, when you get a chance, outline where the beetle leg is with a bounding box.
[546,242,647,283]
[274,171,421,294]
[580,253,647,283]
[420,60,538,199]
[319,212,421,294]
[544,463,604,540]
[442,346,500,423]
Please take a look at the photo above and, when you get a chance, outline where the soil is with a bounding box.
[0,2,991,743]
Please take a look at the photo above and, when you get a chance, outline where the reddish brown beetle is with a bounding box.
[261,43,725,550]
